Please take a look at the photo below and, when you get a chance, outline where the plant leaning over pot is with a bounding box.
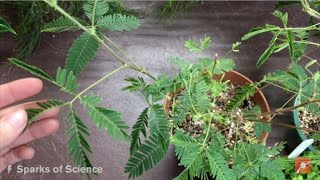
[123,35,320,179]
[240,1,320,152]
[5,0,155,179]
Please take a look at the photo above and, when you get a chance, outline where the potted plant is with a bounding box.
[123,36,289,179]
[5,0,320,179]
[240,0,320,153]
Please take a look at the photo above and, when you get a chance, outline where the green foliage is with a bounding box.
[66,108,93,177]
[0,16,16,34]
[232,143,285,179]
[207,150,236,180]
[157,0,198,23]
[65,32,100,76]
[226,84,256,111]
[96,14,140,31]
[8,58,55,82]
[83,0,109,22]
[42,16,87,32]
[125,132,170,178]
[130,107,149,155]
[88,106,130,142]
[185,36,212,53]
[56,67,79,93]
[26,100,64,126]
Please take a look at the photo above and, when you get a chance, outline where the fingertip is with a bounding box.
[26,78,43,93]
[16,145,35,160]
[45,119,60,134]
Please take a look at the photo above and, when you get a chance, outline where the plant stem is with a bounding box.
[43,0,156,80]
[202,121,211,148]
[70,64,128,103]
[245,98,320,118]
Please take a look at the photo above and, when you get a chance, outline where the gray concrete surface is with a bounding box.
[0,1,317,180]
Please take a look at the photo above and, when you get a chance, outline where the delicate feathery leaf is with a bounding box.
[185,36,212,53]
[213,58,235,74]
[226,84,256,111]
[169,56,192,71]
[286,30,295,63]
[66,32,100,76]
[241,25,279,41]
[149,104,170,136]
[207,149,236,180]
[174,140,204,179]
[26,100,64,126]
[122,77,147,92]
[8,58,54,82]
[130,107,149,155]
[193,78,211,114]
[81,94,102,109]
[88,106,130,142]
[196,58,235,75]
[66,108,93,177]
[257,31,280,68]
[0,16,16,34]
[83,0,109,22]
[171,91,192,125]
[265,70,300,92]
[42,16,88,32]
[253,122,272,138]
[56,67,79,93]
[125,131,170,178]
[260,160,286,180]
[96,14,140,31]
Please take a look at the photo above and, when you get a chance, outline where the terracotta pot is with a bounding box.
[164,70,270,144]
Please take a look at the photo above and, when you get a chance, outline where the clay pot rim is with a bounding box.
[163,70,270,144]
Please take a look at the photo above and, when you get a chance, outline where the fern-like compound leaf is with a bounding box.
[83,0,109,22]
[226,84,256,111]
[66,32,100,76]
[26,100,64,126]
[66,108,93,177]
[56,67,79,93]
[96,14,140,31]
[130,107,149,155]
[125,131,170,178]
[88,106,130,142]
[207,150,236,180]
[42,16,88,33]
[8,58,54,82]
[81,94,102,109]
[184,36,212,53]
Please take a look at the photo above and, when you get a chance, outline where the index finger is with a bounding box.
[0,78,43,108]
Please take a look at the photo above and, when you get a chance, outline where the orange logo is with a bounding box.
[295,158,311,174]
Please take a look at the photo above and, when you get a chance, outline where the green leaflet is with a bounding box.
[65,32,100,76]
[83,0,109,23]
[207,150,236,180]
[125,104,170,178]
[56,67,79,93]
[125,131,170,179]
[184,36,212,53]
[66,108,93,177]
[130,107,149,155]
[26,100,64,126]
[81,94,102,109]
[96,14,140,31]
[253,122,272,138]
[241,25,279,41]
[42,16,88,32]
[8,58,54,82]
[226,84,256,111]
[0,16,16,34]
[286,30,295,63]
[257,31,280,68]
[88,106,130,142]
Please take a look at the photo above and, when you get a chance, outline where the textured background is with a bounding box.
[0,1,315,180]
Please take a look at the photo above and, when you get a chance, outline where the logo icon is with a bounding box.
[7,165,12,173]
[295,158,311,174]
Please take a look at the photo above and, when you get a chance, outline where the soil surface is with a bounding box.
[299,110,320,148]
[172,82,257,145]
